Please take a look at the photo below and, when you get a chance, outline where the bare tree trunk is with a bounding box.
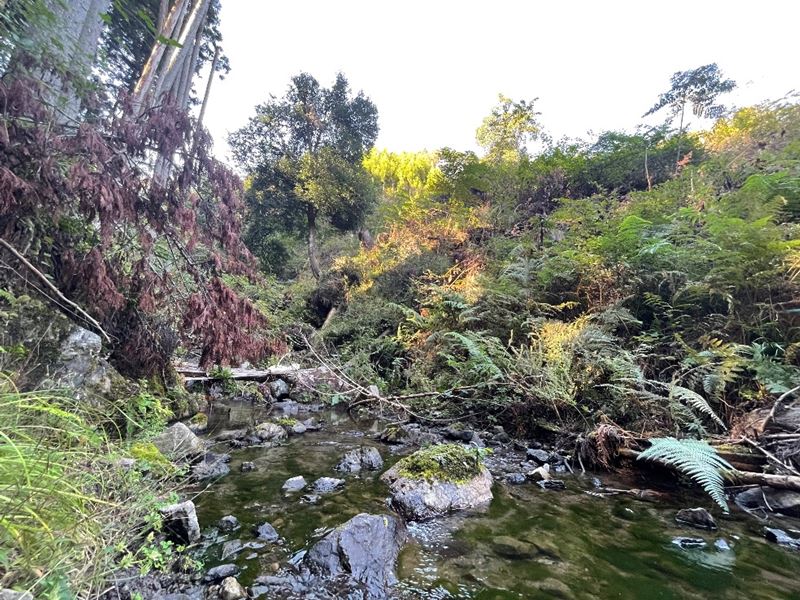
[157,0,169,31]
[197,44,219,128]
[151,0,210,104]
[674,101,686,172]
[307,205,321,280]
[132,0,188,110]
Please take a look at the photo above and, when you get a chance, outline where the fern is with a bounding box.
[638,437,733,512]
[442,331,504,381]
[668,384,726,430]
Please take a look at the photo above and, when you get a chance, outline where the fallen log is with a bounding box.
[617,447,800,493]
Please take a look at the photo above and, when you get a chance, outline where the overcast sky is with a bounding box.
[200,0,799,160]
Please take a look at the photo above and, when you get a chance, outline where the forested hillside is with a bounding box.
[1,1,799,598]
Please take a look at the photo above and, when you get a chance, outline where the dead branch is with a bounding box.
[0,237,112,344]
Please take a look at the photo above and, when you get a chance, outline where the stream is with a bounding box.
[191,401,800,599]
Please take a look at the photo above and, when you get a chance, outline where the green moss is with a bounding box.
[130,442,170,466]
[275,417,299,427]
[189,412,208,427]
[395,443,487,483]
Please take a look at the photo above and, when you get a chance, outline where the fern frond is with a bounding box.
[638,437,733,512]
[668,384,726,430]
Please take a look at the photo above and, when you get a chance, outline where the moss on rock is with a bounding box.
[129,441,170,466]
[394,443,487,483]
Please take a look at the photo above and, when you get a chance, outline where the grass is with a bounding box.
[0,375,182,598]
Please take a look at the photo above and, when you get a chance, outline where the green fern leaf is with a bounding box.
[638,437,733,511]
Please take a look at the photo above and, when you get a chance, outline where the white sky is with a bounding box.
[201,0,800,160]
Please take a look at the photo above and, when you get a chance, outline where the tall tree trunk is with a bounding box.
[674,101,686,172]
[197,44,219,128]
[307,205,321,280]
[150,0,210,104]
[132,0,189,110]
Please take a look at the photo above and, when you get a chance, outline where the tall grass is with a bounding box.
[0,376,178,598]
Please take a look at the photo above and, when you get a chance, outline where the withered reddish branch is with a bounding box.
[0,68,281,374]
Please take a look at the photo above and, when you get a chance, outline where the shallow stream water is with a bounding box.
[192,402,800,599]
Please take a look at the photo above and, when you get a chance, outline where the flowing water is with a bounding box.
[192,402,800,599]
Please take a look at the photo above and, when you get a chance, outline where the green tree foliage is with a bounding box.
[230,73,379,278]
[476,94,543,163]
[645,63,736,169]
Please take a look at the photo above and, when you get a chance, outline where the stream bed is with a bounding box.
[191,402,800,599]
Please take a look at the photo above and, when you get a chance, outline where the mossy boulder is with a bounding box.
[381,444,493,520]
[188,412,208,433]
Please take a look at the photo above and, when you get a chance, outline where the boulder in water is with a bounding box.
[305,513,407,598]
[675,507,717,530]
[219,576,247,600]
[336,447,384,473]
[313,477,345,493]
[381,444,493,520]
[254,422,287,443]
[735,487,800,517]
[282,475,307,492]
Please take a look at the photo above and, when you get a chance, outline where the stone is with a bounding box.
[254,422,288,443]
[381,464,493,521]
[291,422,307,434]
[537,479,565,490]
[313,477,346,493]
[505,472,527,485]
[240,461,256,472]
[221,539,243,560]
[253,522,279,542]
[218,515,240,532]
[764,527,800,549]
[282,475,307,492]
[0,590,33,600]
[443,424,474,442]
[192,453,231,480]
[714,538,732,551]
[671,537,707,549]
[152,422,205,461]
[492,432,511,444]
[527,464,551,481]
[219,577,246,600]
[526,448,550,464]
[675,507,717,530]
[305,513,407,598]
[302,418,321,431]
[336,447,384,473]
[492,536,538,559]
[159,500,200,544]
[735,487,800,517]
[214,429,248,442]
[269,378,291,399]
[378,424,441,446]
[204,564,240,583]
[301,493,320,504]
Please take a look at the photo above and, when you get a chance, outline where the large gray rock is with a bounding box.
[305,513,407,598]
[159,500,200,544]
[735,486,800,517]
[253,422,288,443]
[152,422,205,461]
[204,564,240,583]
[764,527,800,549]
[381,463,494,521]
[336,447,383,473]
[378,423,441,446]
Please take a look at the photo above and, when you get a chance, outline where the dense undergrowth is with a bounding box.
[254,100,800,440]
[0,374,188,598]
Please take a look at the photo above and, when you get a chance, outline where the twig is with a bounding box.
[0,237,112,344]
[740,436,800,478]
